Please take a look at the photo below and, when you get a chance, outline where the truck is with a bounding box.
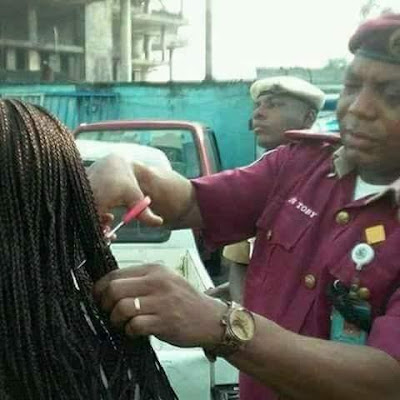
[76,138,239,400]
[74,119,224,277]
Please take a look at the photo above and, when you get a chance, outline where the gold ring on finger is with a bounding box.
[133,297,141,312]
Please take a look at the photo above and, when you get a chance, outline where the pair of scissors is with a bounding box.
[75,196,151,270]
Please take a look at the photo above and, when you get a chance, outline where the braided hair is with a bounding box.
[0,100,177,400]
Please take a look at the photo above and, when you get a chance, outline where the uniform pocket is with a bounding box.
[246,199,315,287]
[255,198,315,251]
[245,200,319,325]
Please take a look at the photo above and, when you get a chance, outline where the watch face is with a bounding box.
[229,308,255,341]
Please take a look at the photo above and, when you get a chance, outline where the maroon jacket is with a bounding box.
[192,137,400,400]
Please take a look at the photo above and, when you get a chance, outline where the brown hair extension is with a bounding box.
[0,100,178,400]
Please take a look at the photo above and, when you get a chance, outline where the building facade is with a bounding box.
[0,0,87,82]
[0,0,187,82]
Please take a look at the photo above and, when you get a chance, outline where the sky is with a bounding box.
[150,0,400,81]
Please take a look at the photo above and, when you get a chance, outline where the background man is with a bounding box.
[89,13,400,400]
[250,76,324,150]
[219,76,325,302]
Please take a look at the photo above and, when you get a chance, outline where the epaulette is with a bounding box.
[284,129,341,145]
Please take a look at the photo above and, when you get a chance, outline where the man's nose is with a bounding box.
[348,87,378,121]
[253,106,266,120]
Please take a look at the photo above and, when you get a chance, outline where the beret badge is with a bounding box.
[388,28,400,61]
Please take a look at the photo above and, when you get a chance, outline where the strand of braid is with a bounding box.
[0,99,178,400]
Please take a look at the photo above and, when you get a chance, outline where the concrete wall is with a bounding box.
[38,9,83,46]
[85,0,113,82]
[0,11,28,40]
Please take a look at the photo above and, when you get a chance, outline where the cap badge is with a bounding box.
[388,28,400,60]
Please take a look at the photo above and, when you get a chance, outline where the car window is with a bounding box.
[76,128,201,178]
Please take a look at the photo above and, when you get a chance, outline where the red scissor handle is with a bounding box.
[123,196,151,224]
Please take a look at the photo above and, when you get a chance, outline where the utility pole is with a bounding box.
[169,47,174,82]
[205,0,213,80]
[120,0,132,81]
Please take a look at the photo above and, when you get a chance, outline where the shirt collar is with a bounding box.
[332,146,354,178]
[332,146,400,206]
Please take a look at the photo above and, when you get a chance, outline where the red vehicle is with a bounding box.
[74,120,223,275]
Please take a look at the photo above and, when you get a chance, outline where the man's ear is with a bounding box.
[303,109,317,129]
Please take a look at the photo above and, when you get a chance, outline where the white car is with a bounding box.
[76,139,239,400]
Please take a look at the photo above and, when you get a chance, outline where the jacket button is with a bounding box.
[357,287,371,300]
[304,274,317,289]
[335,210,350,225]
[266,229,273,240]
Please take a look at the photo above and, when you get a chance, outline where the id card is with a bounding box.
[330,303,370,345]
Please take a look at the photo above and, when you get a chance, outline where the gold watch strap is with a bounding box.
[203,301,244,362]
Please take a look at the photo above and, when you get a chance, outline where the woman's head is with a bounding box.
[0,100,175,399]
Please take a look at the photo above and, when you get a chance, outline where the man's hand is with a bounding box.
[100,212,117,241]
[93,264,227,348]
[87,154,162,226]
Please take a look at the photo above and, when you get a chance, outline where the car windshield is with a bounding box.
[76,128,201,178]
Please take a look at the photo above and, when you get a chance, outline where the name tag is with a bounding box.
[287,197,318,219]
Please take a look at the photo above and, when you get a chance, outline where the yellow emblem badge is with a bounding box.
[365,225,386,245]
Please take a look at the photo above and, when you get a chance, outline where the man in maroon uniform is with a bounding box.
[219,76,325,303]
[91,14,400,400]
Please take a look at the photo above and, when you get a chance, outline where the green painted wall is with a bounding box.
[0,81,256,169]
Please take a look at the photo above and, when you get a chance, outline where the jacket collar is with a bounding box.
[332,146,400,206]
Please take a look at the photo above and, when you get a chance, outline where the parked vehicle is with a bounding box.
[74,120,222,178]
[76,140,239,400]
[312,93,339,133]
[74,120,224,276]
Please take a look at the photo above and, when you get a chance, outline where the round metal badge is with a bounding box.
[351,243,375,268]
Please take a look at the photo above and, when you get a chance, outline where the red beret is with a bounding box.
[349,13,400,64]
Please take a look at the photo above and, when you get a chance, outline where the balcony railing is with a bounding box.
[0,39,84,54]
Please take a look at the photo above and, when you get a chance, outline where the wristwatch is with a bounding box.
[204,301,256,362]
